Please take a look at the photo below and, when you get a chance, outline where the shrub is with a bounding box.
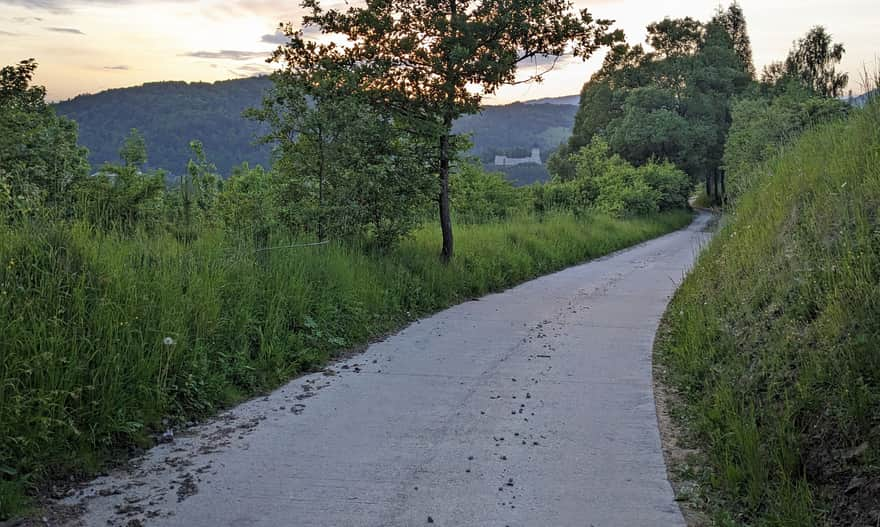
[450,162,525,222]
[592,163,660,217]
[638,160,691,211]
[722,83,848,200]
[534,136,688,218]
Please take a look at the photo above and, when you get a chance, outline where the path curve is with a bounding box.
[63,213,713,527]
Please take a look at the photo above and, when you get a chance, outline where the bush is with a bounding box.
[638,160,692,211]
[533,137,690,218]
[592,163,660,217]
[722,83,848,200]
[75,165,166,231]
[450,162,525,222]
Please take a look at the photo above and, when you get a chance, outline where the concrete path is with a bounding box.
[64,213,712,527]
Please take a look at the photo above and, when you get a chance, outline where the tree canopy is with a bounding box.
[549,4,754,201]
[0,59,89,216]
[270,0,619,260]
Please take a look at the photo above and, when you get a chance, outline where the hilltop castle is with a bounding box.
[494,148,542,167]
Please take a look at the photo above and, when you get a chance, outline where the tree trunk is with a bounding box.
[439,124,454,263]
[317,130,326,241]
[705,175,712,201]
[438,0,457,263]
[711,171,718,205]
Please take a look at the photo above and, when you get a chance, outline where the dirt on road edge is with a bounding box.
[652,308,712,527]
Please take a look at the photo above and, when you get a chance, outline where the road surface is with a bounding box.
[63,213,712,527]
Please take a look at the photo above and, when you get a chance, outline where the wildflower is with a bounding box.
[163,337,175,346]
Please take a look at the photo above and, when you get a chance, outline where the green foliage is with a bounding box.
[638,159,694,211]
[537,136,691,218]
[73,130,168,231]
[76,164,166,231]
[248,74,435,248]
[119,128,147,168]
[646,17,704,58]
[450,162,524,222]
[713,2,754,78]
[607,103,695,169]
[273,0,618,259]
[53,75,577,181]
[54,77,273,176]
[589,162,660,217]
[722,84,849,199]
[490,163,552,187]
[217,163,277,247]
[552,4,753,204]
[658,102,880,525]
[0,209,691,519]
[0,60,89,216]
[182,139,222,224]
[782,26,848,98]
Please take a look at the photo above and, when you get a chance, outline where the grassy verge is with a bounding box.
[656,102,879,525]
[0,209,691,518]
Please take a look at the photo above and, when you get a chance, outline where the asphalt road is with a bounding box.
[64,213,712,527]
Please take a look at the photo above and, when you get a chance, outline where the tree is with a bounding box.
[0,59,89,215]
[249,71,436,247]
[714,2,754,78]
[75,128,168,230]
[646,17,704,58]
[218,163,277,250]
[185,140,221,220]
[784,26,848,98]
[271,0,618,261]
[119,128,147,168]
[684,17,752,201]
[553,6,753,204]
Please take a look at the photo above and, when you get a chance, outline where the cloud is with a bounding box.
[12,16,43,22]
[46,26,85,34]
[228,62,275,79]
[103,65,130,70]
[260,31,287,45]
[1,0,191,13]
[183,49,267,61]
[0,30,19,36]
[260,24,322,46]
[3,0,73,14]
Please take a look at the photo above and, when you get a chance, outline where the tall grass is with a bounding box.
[657,101,880,525]
[0,209,691,518]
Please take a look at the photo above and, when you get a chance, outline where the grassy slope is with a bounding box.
[657,103,879,525]
[0,210,691,518]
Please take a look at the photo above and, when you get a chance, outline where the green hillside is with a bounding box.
[54,77,577,181]
[53,77,272,176]
[657,101,879,524]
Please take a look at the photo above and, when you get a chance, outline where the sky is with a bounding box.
[0,0,877,104]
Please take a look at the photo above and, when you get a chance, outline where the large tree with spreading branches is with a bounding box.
[270,0,620,261]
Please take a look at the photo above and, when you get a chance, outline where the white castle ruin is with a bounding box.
[494,148,542,166]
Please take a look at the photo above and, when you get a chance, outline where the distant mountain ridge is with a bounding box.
[844,89,877,108]
[522,94,580,106]
[54,77,579,184]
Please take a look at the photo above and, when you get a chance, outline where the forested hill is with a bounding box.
[54,77,578,179]
[54,77,272,177]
